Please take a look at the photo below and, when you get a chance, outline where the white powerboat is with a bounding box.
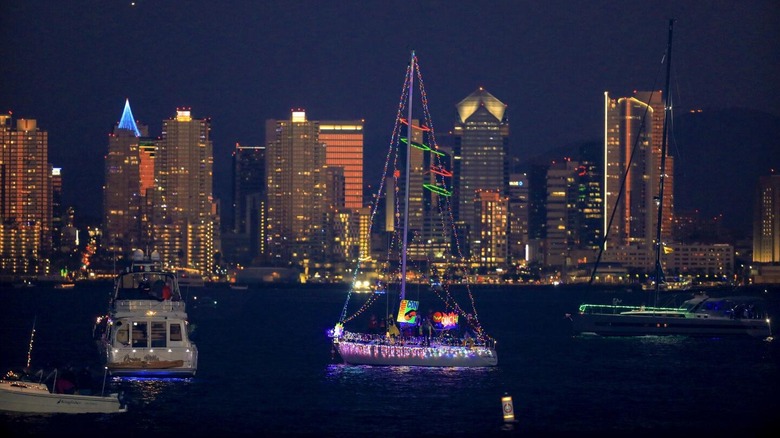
[95,250,198,377]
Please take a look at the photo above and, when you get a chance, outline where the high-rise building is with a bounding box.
[232,144,266,234]
[604,91,673,250]
[104,99,149,257]
[265,110,327,269]
[473,189,509,268]
[227,143,266,265]
[577,142,603,250]
[0,113,52,275]
[452,88,509,262]
[545,159,580,269]
[51,167,63,252]
[507,172,529,266]
[153,108,216,275]
[319,121,364,210]
[753,175,780,263]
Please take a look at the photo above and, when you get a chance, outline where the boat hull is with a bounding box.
[573,313,772,338]
[106,359,195,377]
[0,381,126,414]
[336,341,498,367]
[101,345,198,377]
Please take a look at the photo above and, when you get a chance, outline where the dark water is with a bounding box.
[1,282,778,437]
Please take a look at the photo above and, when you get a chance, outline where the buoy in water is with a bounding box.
[501,394,515,423]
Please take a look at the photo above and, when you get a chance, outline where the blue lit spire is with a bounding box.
[117,98,142,137]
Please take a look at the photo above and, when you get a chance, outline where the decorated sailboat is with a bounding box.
[329,51,498,367]
[571,20,772,339]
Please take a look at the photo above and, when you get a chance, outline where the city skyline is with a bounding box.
[1,1,779,228]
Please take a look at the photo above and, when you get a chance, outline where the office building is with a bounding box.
[319,121,364,210]
[452,88,509,262]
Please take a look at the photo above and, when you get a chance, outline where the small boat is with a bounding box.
[329,52,498,367]
[176,268,205,288]
[0,380,127,414]
[2,322,128,414]
[94,249,198,377]
[54,282,75,290]
[229,283,249,291]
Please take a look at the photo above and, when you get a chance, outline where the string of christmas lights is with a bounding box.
[26,317,36,368]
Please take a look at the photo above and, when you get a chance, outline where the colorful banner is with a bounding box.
[431,311,459,330]
[397,300,419,325]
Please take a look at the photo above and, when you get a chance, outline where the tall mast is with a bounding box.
[400,51,415,302]
[654,19,674,301]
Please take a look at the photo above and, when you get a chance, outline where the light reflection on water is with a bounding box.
[113,376,194,405]
[320,364,505,434]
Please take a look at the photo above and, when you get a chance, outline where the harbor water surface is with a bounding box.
[1,282,778,436]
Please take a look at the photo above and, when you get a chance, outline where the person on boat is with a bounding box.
[387,316,400,342]
[367,314,379,334]
[423,317,434,346]
[162,283,172,301]
[76,366,94,395]
[55,367,77,394]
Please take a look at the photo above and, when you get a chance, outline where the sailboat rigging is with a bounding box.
[572,20,772,339]
[329,51,498,366]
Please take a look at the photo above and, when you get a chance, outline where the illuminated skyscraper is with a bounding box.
[0,113,52,275]
[452,88,509,262]
[474,189,509,267]
[604,91,673,250]
[265,110,327,268]
[319,120,364,209]
[104,99,149,257]
[753,175,780,263]
[153,108,216,275]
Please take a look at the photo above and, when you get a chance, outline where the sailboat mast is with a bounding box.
[654,19,674,298]
[400,51,415,302]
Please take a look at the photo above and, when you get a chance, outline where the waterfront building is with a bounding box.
[265,110,327,270]
[753,174,780,263]
[0,113,52,275]
[152,108,216,275]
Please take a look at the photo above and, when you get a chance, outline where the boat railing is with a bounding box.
[578,303,680,315]
[112,299,186,314]
[338,330,496,349]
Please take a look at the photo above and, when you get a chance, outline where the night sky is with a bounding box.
[2,1,779,227]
